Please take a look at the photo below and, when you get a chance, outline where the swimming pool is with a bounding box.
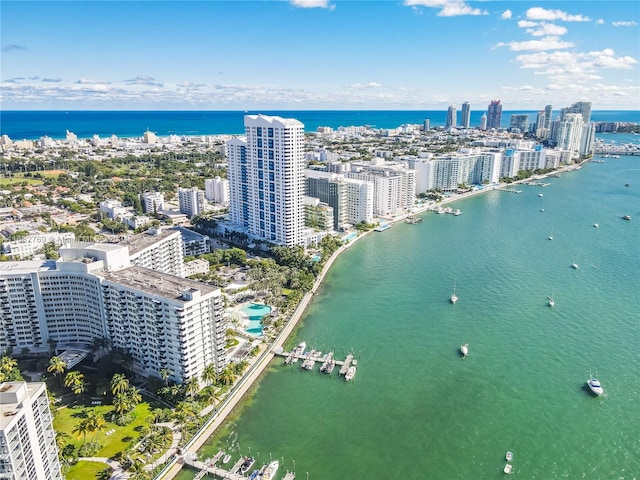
[341,232,357,243]
[240,303,272,335]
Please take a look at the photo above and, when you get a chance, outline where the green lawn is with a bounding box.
[0,175,43,186]
[54,402,154,458]
[65,461,107,480]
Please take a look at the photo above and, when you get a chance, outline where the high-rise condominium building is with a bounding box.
[461,102,471,128]
[177,187,206,219]
[487,100,503,130]
[0,382,62,480]
[560,101,591,124]
[228,115,306,246]
[543,104,553,130]
[305,170,348,231]
[446,105,457,128]
[205,177,230,204]
[509,114,529,133]
[141,191,165,214]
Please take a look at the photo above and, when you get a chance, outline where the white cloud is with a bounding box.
[75,78,111,85]
[349,82,382,90]
[403,0,487,17]
[526,7,590,22]
[124,76,163,87]
[501,10,512,20]
[596,19,605,25]
[524,22,568,37]
[517,20,537,28]
[290,0,333,9]
[612,21,637,27]
[498,36,574,52]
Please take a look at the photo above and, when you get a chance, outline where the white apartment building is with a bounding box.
[2,232,75,260]
[554,113,584,159]
[141,192,165,214]
[125,227,184,277]
[0,382,62,480]
[500,147,547,179]
[177,187,206,219]
[99,199,127,220]
[0,242,226,383]
[228,115,306,246]
[344,179,374,225]
[413,152,501,193]
[205,177,230,204]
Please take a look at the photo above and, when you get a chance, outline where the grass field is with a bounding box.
[53,402,154,458]
[65,461,107,480]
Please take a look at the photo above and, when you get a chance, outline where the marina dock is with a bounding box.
[184,452,296,480]
[276,347,358,377]
[496,187,522,194]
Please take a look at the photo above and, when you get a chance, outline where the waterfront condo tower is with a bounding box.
[229,114,306,246]
[461,101,471,128]
[487,100,502,130]
[446,105,457,128]
[0,382,62,480]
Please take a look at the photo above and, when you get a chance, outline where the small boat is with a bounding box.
[450,281,458,304]
[624,183,630,187]
[548,231,553,240]
[222,453,231,464]
[239,457,256,475]
[548,290,555,307]
[506,451,513,462]
[540,208,545,212]
[587,372,604,396]
[453,208,462,216]
[538,193,544,197]
[593,223,599,228]
[571,262,579,269]
[504,463,513,474]
[261,460,279,480]
[460,343,469,358]
[622,214,631,220]
[345,366,357,381]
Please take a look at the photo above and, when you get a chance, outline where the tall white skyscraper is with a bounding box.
[177,187,206,218]
[446,105,457,128]
[205,177,230,203]
[461,101,471,128]
[0,382,62,480]
[228,115,306,246]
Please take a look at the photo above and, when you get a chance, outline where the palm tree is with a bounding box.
[47,356,67,386]
[113,393,133,424]
[128,386,142,408]
[217,365,236,387]
[64,371,85,399]
[184,377,200,401]
[199,385,222,407]
[72,418,90,447]
[159,368,172,387]
[86,411,106,446]
[201,363,217,387]
[111,373,129,396]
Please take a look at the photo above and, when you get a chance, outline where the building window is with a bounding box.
[257,149,263,158]
[269,172,274,181]
[257,138,262,147]
[270,193,275,202]
[257,160,263,168]
[258,171,264,179]
[270,214,276,222]
[269,204,275,213]
[268,150,274,160]
[268,139,274,148]
[259,191,264,199]
[256,127,262,136]
[268,128,273,137]
[269,183,275,192]
[258,180,264,189]
[269,161,274,170]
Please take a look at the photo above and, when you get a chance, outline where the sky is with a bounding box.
[1,0,639,111]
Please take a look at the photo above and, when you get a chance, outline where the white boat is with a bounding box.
[623,214,631,221]
[222,453,231,464]
[571,262,579,269]
[453,208,462,216]
[587,373,604,396]
[548,289,555,307]
[450,281,458,304]
[538,193,544,197]
[261,460,279,480]
[593,223,599,228]
[290,341,306,363]
[548,231,553,240]
[345,366,357,381]
[506,451,513,462]
[504,463,513,474]
[460,343,469,358]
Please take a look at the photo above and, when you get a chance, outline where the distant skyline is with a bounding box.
[1,1,639,111]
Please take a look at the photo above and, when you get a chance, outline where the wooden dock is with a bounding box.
[276,347,359,376]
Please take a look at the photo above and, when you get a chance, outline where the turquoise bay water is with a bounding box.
[182,154,640,480]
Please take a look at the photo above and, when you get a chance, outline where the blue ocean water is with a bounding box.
[1,110,638,140]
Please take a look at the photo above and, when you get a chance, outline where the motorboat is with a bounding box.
[506,451,513,462]
[504,463,513,474]
[538,193,544,197]
[623,214,631,220]
[261,460,279,480]
[540,208,545,212]
[593,223,599,228]
[587,373,604,396]
[460,343,469,358]
[239,457,256,475]
[453,209,462,216]
[450,281,458,304]
[222,453,231,464]
[571,262,579,269]
[548,289,555,307]
[291,341,306,363]
[345,366,357,381]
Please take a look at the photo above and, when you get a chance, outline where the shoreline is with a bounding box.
[158,161,587,479]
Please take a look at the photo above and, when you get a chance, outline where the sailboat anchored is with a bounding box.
[450,281,458,304]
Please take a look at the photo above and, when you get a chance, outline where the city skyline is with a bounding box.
[1,1,638,111]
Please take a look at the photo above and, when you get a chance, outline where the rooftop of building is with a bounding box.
[0,259,57,275]
[0,382,46,430]
[121,227,180,256]
[101,265,219,301]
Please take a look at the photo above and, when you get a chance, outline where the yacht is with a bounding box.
[571,262,579,269]
[506,451,513,462]
[504,463,513,474]
[291,341,306,363]
[538,193,544,197]
[460,343,469,358]
[623,214,631,221]
[345,366,357,381]
[593,223,599,228]
[261,460,279,480]
[587,373,604,396]
[453,208,462,216]
[239,457,256,475]
[450,281,458,304]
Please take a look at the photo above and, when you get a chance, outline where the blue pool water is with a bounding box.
[241,304,272,335]
[341,232,357,242]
